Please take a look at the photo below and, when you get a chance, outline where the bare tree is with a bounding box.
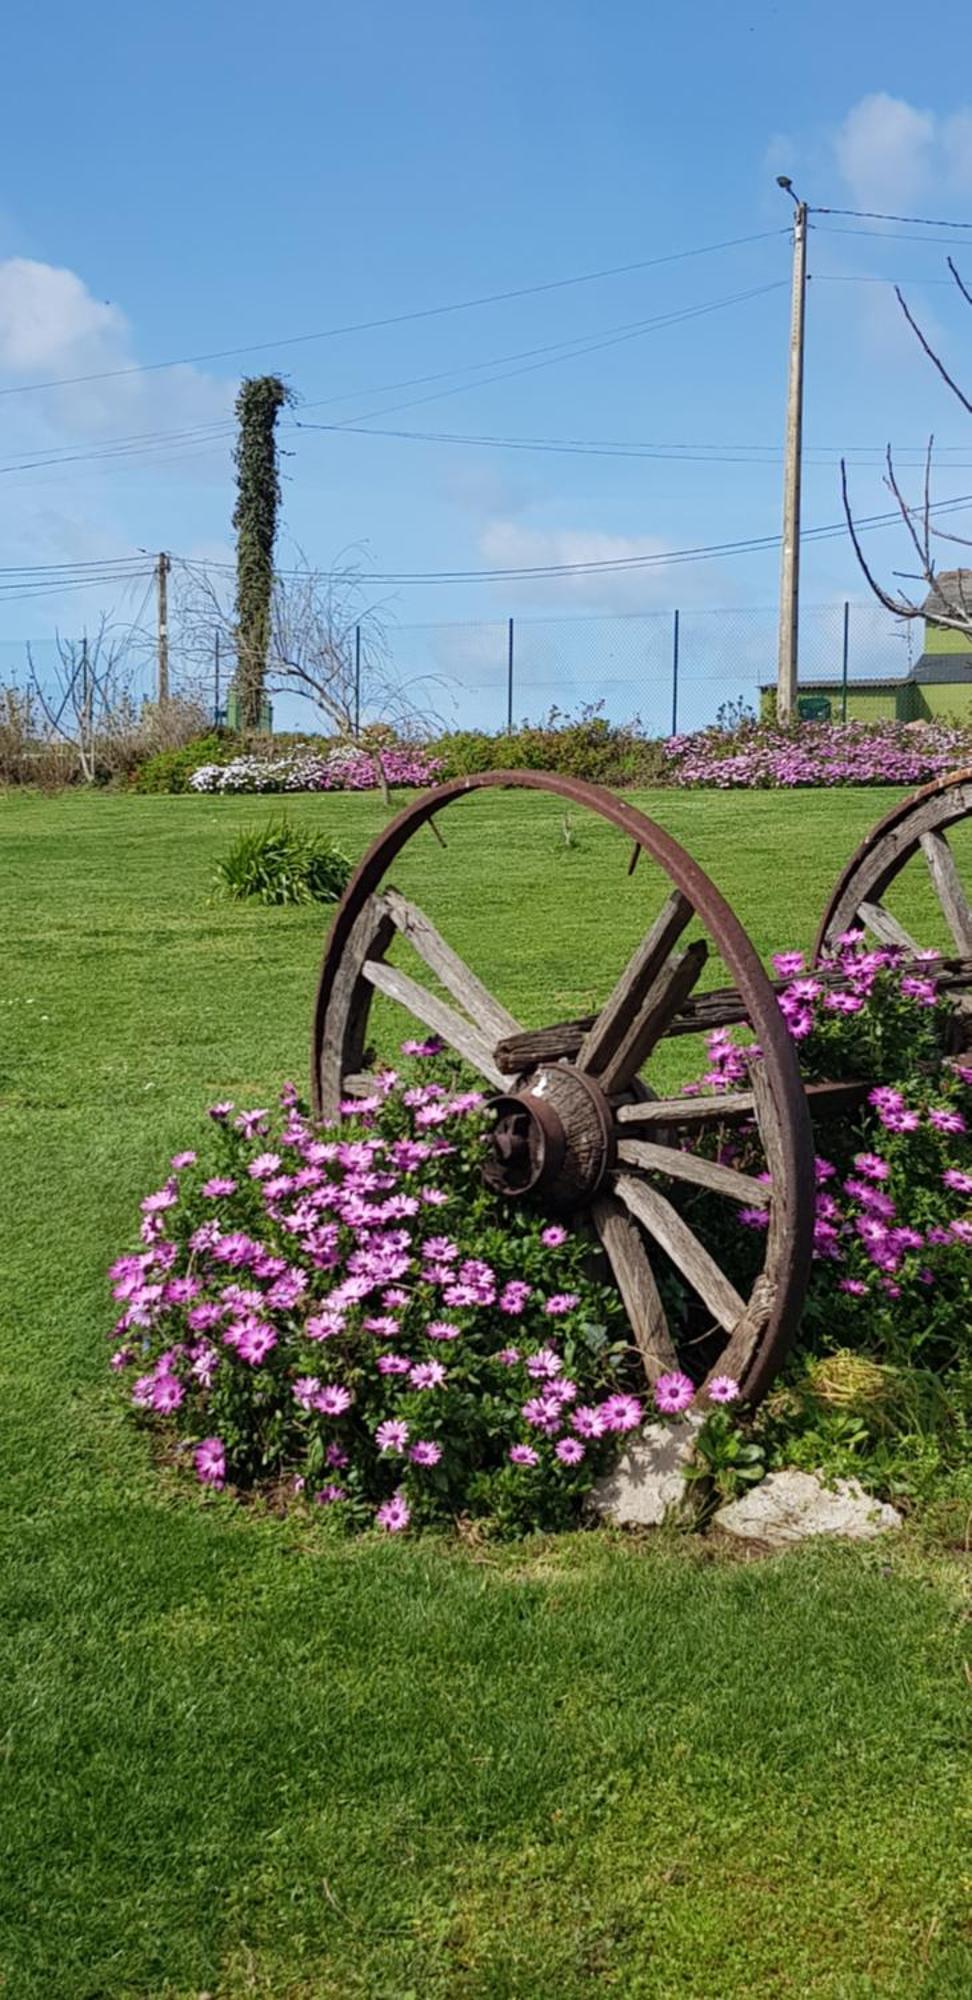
[22,617,209,783]
[173,547,448,738]
[26,619,132,783]
[842,259,972,638]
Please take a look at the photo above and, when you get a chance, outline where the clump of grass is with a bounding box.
[212,818,352,906]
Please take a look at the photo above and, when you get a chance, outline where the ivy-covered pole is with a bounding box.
[232,374,292,729]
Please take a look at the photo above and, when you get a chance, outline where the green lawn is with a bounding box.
[2,785,969,1999]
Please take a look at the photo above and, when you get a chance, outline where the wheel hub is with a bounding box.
[483,1063,616,1210]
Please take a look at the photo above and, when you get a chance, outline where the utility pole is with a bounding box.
[156,551,171,704]
[776,181,807,722]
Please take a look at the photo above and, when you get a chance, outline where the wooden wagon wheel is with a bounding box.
[312,773,815,1406]
[813,766,972,1039]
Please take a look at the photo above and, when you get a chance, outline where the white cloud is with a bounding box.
[834,93,972,208]
[0,251,235,628]
[834,95,935,209]
[0,257,128,372]
[477,519,709,612]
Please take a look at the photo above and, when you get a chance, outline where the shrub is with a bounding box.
[134,732,236,794]
[427,706,670,788]
[212,820,352,906]
[662,717,972,789]
[190,744,441,794]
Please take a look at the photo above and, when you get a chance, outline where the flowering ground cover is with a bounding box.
[2,785,969,1998]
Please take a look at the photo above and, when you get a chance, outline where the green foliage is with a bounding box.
[232,375,293,729]
[132,731,236,794]
[427,705,671,787]
[212,817,351,905]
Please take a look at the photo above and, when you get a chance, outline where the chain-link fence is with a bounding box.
[3,601,920,742]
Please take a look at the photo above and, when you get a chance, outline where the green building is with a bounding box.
[225,680,274,734]
[759,572,972,722]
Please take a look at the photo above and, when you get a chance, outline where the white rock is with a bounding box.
[713,1468,901,1545]
[591,1416,701,1528]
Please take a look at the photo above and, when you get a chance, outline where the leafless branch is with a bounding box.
[894,285,972,418]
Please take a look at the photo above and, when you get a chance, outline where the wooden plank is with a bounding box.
[617,1078,871,1128]
[316,894,396,1119]
[617,1137,770,1206]
[493,954,972,1072]
[495,1015,595,1069]
[382,888,522,1048]
[591,1194,679,1382]
[614,1172,747,1335]
[701,1056,785,1391]
[576,891,694,1076]
[361,958,508,1089]
[599,940,708,1095]
[920,829,972,957]
[859,900,922,954]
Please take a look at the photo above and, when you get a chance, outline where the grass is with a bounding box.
[1,784,970,1998]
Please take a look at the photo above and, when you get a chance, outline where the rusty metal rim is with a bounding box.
[813,764,972,961]
[310,770,816,1403]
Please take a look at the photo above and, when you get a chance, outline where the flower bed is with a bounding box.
[189,744,442,794]
[109,939,972,1530]
[662,718,972,789]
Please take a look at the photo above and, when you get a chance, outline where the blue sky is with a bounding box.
[3,0,972,726]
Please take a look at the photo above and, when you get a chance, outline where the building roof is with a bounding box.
[757,677,906,692]
[920,569,972,622]
[912,652,972,683]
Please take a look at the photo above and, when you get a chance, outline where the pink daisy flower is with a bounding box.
[315,1383,353,1416]
[375,1418,409,1454]
[427,1319,461,1341]
[555,1436,585,1465]
[376,1491,411,1532]
[194,1436,226,1487]
[541,1224,568,1248]
[653,1372,694,1416]
[508,1443,539,1467]
[409,1360,447,1389]
[544,1293,579,1316]
[706,1376,739,1404]
[409,1440,442,1466]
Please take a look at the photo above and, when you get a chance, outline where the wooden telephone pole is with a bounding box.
[776,182,807,723]
[156,551,171,704]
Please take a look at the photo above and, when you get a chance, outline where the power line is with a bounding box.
[169,491,972,587]
[304,282,788,431]
[296,418,972,467]
[812,223,972,249]
[0,228,788,402]
[812,205,972,229]
[0,280,786,482]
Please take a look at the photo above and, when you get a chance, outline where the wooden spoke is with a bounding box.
[920,829,972,957]
[577,890,694,1077]
[701,1056,786,1391]
[859,899,922,954]
[617,1077,871,1130]
[316,894,396,1118]
[361,959,509,1088]
[591,1194,679,1381]
[616,1137,770,1206]
[614,1171,747,1334]
[382,888,522,1047]
[599,940,709,1096]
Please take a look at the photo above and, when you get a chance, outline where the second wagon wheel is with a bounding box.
[813,766,972,1040]
[312,773,815,1405]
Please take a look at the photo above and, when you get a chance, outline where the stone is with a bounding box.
[713,1469,901,1546]
[591,1416,701,1528]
